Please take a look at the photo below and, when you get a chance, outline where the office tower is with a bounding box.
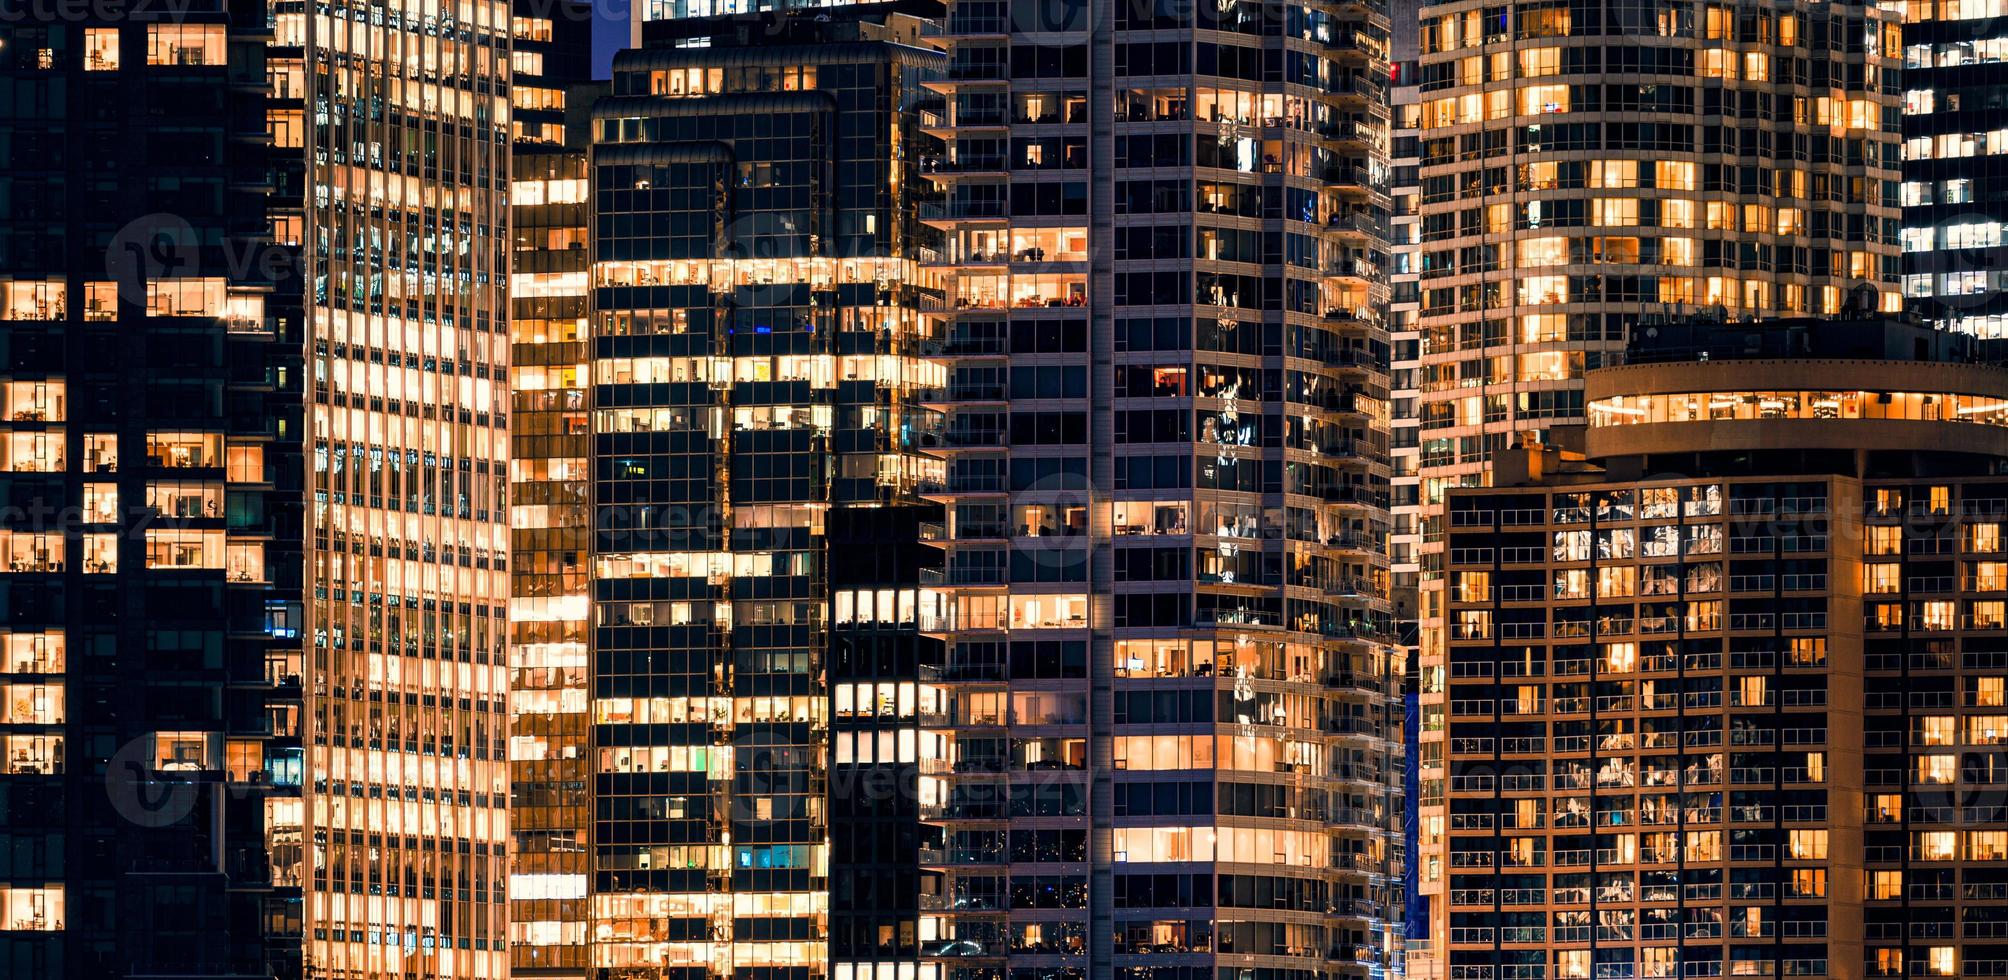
[508,1,596,975]
[586,9,946,975]
[1406,6,1905,973]
[1899,3,2008,337]
[1430,315,2008,980]
[920,0,1402,976]
[294,0,516,965]
[0,4,307,975]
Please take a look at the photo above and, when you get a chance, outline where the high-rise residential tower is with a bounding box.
[0,5,308,976]
[1408,0,1903,503]
[1430,315,2008,980]
[1405,7,1905,974]
[918,0,1405,976]
[1898,0,2008,337]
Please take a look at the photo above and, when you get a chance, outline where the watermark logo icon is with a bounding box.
[106,212,198,303]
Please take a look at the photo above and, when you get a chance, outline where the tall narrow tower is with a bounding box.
[918,0,1405,975]
[1405,8,1904,973]
[296,0,516,972]
[586,7,949,976]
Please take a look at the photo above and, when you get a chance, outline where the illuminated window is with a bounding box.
[145,278,225,317]
[81,534,117,574]
[1868,870,1902,900]
[83,282,116,321]
[268,109,303,148]
[2,432,63,473]
[226,542,265,583]
[84,28,119,70]
[1919,716,1956,746]
[146,24,226,66]
[0,885,62,930]
[1598,566,1636,598]
[1517,236,1568,268]
[1592,198,1639,226]
[1968,715,2008,744]
[1927,947,1956,977]
[145,529,224,569]
[0,532,61,573]
[1871,949,1903,977]
[1662,199,1695,229]
[0,279,64,321]
[1518,83,1569,114]
[81,484,117,524]
[1864,563,1901,593]
[0,683,63,724]
[1008,594,1088,630]
[226,445,264,483]
[2,633,62,674]
[147,432,221,469]
[1454,571,1490,603]
[1974,561,2008,591]
[1603,642,1637,673]
[1518,276,1566,305]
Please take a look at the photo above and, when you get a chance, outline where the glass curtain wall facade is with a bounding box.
[297,0,514,973]
[508,1,596,976]
[0,3,308,976]
[586,33,946,978]
[1898,0,2008,337]
[1406,6,1905,973]
[828,505,943,980]
[919,0,1403,976]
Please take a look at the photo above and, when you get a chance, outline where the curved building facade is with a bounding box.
[917,0,1405,977]
[1407,8,1906,974]
[1428,317,2008,980]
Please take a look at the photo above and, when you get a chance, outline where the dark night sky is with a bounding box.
[590,5,626,78]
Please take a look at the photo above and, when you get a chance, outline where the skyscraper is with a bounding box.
[0,6,307,975]
[1405,7,1905,973]
[507,1,597,975]
[918,0,1404,975]
[1386,1,1425,961]
[1407,0,1903,505]
[585,8,947,974]
[1429,315,2008,980]
[296,0,518,968]
[1,0,584,973]
[1898,0,2008,337]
